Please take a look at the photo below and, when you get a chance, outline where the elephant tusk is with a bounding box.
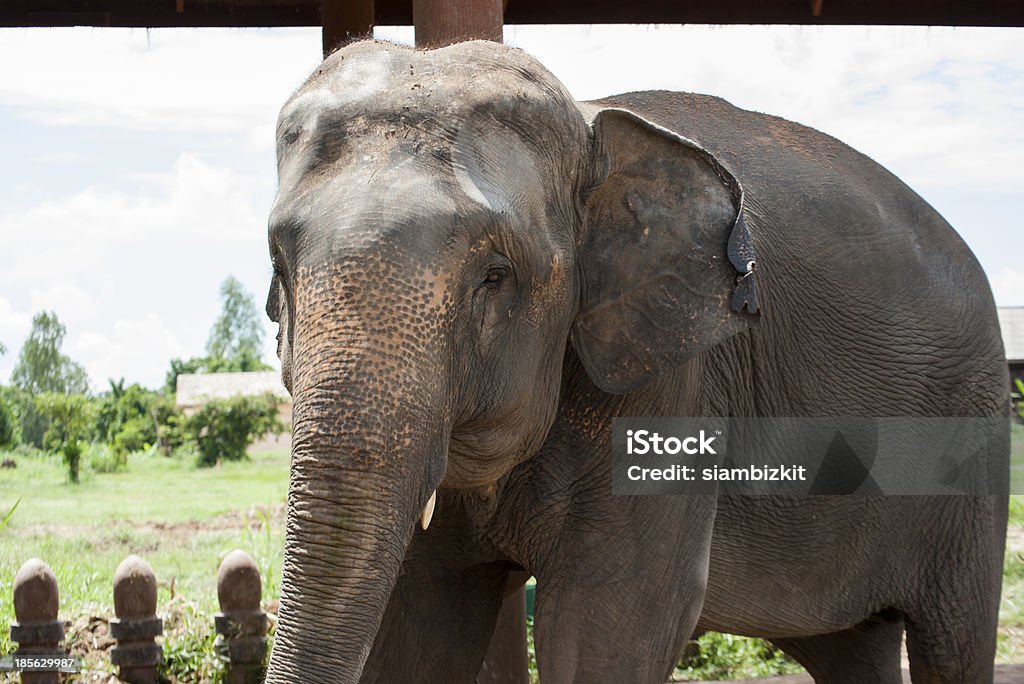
[420,490,437,530]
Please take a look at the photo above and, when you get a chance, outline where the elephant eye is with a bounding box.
[481,265,509,289]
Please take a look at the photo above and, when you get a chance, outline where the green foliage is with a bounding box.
[674,631,802,680]
[1,385,49,448]
[34,392,95,483]
[11,311,89,395]
[86,443,128,474]
[187,393,283,467]
[0,497,20,533]
[0,390,16,448]
[160,600,225,683]
[94,379,186,458]
[207,275,266,365]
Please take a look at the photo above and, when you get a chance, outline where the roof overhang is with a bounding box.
[4,1,1023,29]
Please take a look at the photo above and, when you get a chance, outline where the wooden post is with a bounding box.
[110,555,163,684]
[10,559,65,684]
[322,0,375,58]
[214,550,268,684]
[413,0,504,47]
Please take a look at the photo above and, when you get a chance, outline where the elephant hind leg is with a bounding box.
[770,614,904,684]
[904,608,997,684]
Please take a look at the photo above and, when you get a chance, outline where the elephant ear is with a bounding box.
[571,108,760,395]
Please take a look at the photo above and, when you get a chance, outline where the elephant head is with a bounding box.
[264,39,757,682]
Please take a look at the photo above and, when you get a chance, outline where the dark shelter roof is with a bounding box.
[4,0,1023,29]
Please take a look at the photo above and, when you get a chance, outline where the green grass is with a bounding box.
[0,446,287,682]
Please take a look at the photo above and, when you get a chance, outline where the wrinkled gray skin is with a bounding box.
[264,39,1008,683]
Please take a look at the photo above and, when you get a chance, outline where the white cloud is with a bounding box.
[992,268,1024,308]
[0,27,322,134]
[29,281,98,325]
[498,25,1024,193]
[67,314,187,390]
[0,297,30,385]
[0,152,271,285]
[0,151,278,389]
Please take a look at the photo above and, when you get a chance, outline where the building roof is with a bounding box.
[999,308,1024,364]
[4,1,1023,29]
[176,371,290,407]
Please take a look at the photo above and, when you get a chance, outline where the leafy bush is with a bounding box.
[34,392,95,483]
[187,393,283,467]
[674,631,802,680]
[111,416,152,456]
[95,380,186,457]
[86,442,127,474]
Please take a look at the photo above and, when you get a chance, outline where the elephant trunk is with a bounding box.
[265,326,449,681]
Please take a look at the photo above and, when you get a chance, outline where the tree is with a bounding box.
[0,393,15,448]
[165,277,271,392]
[207,276,266,366]
[35,392,94,483]
[11,312,89,395]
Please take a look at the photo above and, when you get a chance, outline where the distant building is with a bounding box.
[175,370,291,452]
[999,307,1024,392]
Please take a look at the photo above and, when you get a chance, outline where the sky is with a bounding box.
[0,24,1021,390]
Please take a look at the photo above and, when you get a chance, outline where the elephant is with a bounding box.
[263,38,1009,683]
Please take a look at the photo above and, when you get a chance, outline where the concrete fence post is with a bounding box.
[10,558,65,684]
[214,549,268,684]
[109,555,163,684]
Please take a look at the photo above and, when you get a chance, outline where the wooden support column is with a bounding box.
[413,0,504,47]
[322,0,375,57]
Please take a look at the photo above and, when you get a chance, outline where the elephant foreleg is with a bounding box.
[531,496,717,684]
[360,494,517,684]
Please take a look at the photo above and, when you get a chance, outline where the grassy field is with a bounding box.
[0,447,288,682]
[0,424,1023,682]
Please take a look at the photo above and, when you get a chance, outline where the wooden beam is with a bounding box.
[413,0,503,47]
[322,0,374,57]
[2,0,1024,30]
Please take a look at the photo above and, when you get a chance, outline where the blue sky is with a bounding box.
[0,25,1021,389]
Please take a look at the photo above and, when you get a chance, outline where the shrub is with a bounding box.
[111,416,152,455]
[34,392,95,483]
[95,381,186,457]
[187,393,283,467]
[86,442,127,474]
[675,631,802,680]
